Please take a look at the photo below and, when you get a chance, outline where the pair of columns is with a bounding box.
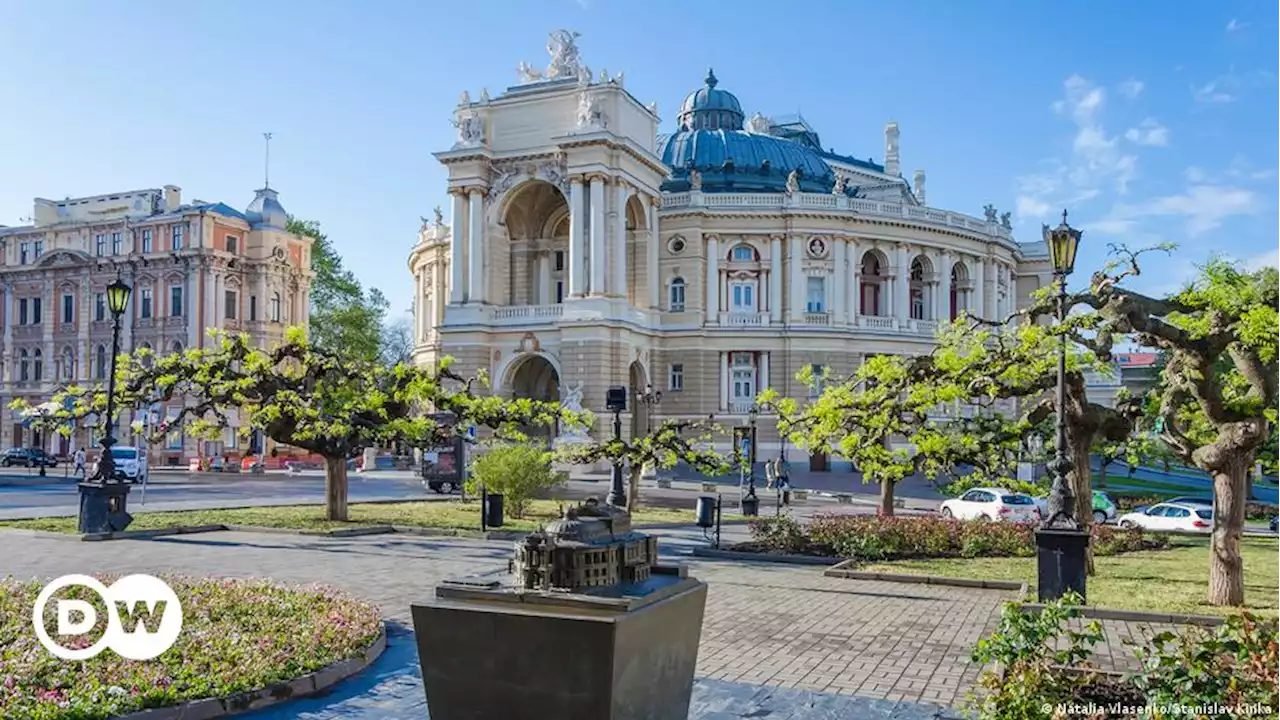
[448,189,484,305]
[717,350,770,412]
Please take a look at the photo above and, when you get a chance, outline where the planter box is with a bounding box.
[413,569,707,720]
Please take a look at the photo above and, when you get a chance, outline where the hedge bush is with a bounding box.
[746,514,1167,561]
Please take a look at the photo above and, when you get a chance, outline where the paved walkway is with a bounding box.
[1,527,1168,717]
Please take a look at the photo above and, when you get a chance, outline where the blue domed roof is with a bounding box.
[678,69,743,132]
[245,187,288,230]
[659,130,836,194]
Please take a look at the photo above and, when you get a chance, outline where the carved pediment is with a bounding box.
[34,249,93,268]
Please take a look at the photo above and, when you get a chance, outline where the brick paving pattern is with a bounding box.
[0,528,1166,714]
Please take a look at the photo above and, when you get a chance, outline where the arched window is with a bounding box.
[729,244,757,262]
[61,347,75,380]
[269,292,281,323]
[910,258,927,321]
[139,343,153,368]
[860,254,884,316]
[96,345,107,380]
[19,349,29,382]
[33,348,42,382]
[668,277,686,312]
[949,263,966,321]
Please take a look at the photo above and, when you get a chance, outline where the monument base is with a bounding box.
[412,567,707,720]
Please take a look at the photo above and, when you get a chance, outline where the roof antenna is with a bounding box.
[262,132,273,189]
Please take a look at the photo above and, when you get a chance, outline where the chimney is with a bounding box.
[884,122,900,177]
[164,185,182,212]
[913,169,927,205]
[32,198,58,227]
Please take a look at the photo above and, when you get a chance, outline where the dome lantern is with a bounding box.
[678,68,744,132]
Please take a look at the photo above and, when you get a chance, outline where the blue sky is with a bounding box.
[1,1,1275,315]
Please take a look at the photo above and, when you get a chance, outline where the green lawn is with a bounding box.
[1093,474,1202,495]
[858,534,1278,618]
[0,499,704,535]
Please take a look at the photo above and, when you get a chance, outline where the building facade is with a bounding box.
[0,183,314,463]
[409,31,1052,454]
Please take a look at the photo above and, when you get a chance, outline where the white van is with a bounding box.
[96,446,149,483]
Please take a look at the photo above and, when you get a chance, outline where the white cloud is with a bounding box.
[1183,166,1209,183]
[1086,218,1137,235]
[1017,196,1052,218]
[1194,78,1237,103]
[1124,118,1170,147]
[1103,185,1259,236]
[1242,248,1278,271]
[1117,79,1145,99]
[1226,18,1247,32]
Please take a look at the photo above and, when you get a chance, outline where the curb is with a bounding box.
[691,546,841,565]
[1018,603,1225,627]
[823,560,1027,591]
[81,525,227,542]
[114,623,388,720]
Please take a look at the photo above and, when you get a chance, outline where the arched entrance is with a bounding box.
[509,354,561,440]
[628,361,649,439]
[501,180,571,306]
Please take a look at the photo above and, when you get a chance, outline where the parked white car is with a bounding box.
[1117,502,1213,533]
[91,446,149,483]
[940,488,1041,523]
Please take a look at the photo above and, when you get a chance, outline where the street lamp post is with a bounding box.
[605,386,627,508]
[77,277,132,533]
[1036,209,1088,602]
[634,383,662,480]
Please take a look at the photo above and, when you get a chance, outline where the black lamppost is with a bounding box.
[92,277,132,484]
[1036,209,1088,602]
[77,277,132,534]
[634,383,662,435]
[605,386,627,508]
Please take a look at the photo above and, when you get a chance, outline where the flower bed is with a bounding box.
[743,515,1167,561]
[1,575,382,719]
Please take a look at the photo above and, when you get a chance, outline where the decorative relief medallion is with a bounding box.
[806,236,829,259]
[667,235,686,255]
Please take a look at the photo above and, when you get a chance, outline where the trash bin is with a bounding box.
[484,493,504,528]
[695,496,717,528]
[740,495,759,517]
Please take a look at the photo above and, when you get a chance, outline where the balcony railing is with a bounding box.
[803,313,830,326]
[728,400,754,414]
[718,311,767,327]
[860,316,896,330]
[489,305,565,322]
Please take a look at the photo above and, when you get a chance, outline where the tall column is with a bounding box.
[2,284,12,368]
[588,176,607,296]
[705,234,719,324]
[768,235,783,323]
[612,182,628,298]
[467,188,485,304]
[203,267,216,345]
[537,253,552,304]
[759,352,770,394]
[433,260,446,327]
[647,199,660,309]
[895,245,911,323]
[833,239,847,324]
[938,251,953,321]
[449,191,466,304]
[984,259,997,320]
[788,235,804,321]
[41,283,53,388]
[186,263,198,349]
[77,274,90,380]
[973,256,986,318]
[567,177,586,298]
[719,352,729,411]
[848,239,861,324]
[414,270,423,339]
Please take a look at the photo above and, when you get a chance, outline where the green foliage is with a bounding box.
[1129,613,1279,712]
[554,419,730,478]
[288,217,390,363]
[968,595,1111,719]
[745,516,808,554]
[466,443,564,518]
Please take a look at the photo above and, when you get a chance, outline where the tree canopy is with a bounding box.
[288,217,390,363]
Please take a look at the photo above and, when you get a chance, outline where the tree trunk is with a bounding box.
[1066,435,1096,575]
[627,464,643,510]
[879,479,894,517]
[324,456,349,521]
[1208,457,1248,606]
[1096,459,1108,488]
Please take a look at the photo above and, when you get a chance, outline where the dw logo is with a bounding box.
[32,574,184,661]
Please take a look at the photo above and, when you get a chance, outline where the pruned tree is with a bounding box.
[16,330,576,522]
[1081,253,1278,605]
[556,419,730,509]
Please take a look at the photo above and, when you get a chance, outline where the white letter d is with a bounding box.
[56,599,96,635]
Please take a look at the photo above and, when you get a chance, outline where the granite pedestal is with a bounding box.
[412,566,707,720]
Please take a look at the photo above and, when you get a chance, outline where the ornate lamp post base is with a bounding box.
[1034,527,1088,602]
[77,481,133,534]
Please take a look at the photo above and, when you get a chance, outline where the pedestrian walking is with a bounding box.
[73,448,86,478]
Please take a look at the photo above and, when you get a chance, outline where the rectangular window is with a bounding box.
[141,229,153,253]
[19,243,29,265]
[224,289,238,320]
[225,427,239,449]
[554,251,565,271]
[808,363,825,398]
[94,293,106,322]
[33,241,43,259]
[731,368,756,401]
[806,276,825,313]
[225,235,238,254]
[95,234,106,256]
[669,279,686,311]
[249,295,258,322]
[171,225,184,251]
[729,281,756,311]
[18,298,28,325]
[555,280,564,304]
[61,294,73,324]
[668,363,684,392]
[167,429,184,450]
[111,232,123,255]
[140,289,153,319]
[170,286,184,317]
[31,297,41,325]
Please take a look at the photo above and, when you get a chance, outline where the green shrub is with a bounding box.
[1130,613,1279,713]
[746,516,809,554]
[466,444,563,518]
